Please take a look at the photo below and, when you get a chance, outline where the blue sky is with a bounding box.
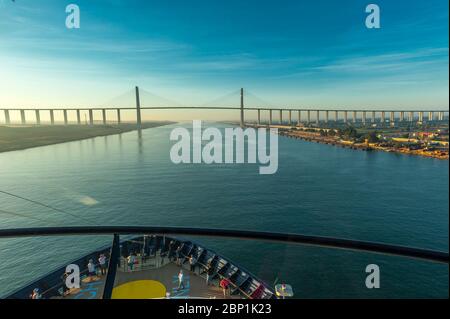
[0,0,448,111]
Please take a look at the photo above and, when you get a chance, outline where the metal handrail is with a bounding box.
[0,226,448,264]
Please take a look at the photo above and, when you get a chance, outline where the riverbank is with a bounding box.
[0,122,175,153]
[278,129,449,160]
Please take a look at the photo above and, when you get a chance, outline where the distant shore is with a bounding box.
[278,129,449,160]
[241,123,449,160]
[0,122,175,153]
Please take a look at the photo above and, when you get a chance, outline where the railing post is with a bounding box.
[102,234,120,299]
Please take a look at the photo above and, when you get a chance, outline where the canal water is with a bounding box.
[0,123,448,298]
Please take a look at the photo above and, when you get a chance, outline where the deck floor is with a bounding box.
[61,256,240,299]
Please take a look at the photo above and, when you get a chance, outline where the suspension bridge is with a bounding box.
[0,87,448,128]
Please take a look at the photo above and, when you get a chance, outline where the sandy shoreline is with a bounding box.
[0,122,175,154]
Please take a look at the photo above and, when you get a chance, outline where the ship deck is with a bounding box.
[59,255,241,299]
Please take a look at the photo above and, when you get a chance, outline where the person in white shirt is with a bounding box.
[178,270,185,290]
[87,259,96,279]
[127,253,136,271]
[98,254,107,275]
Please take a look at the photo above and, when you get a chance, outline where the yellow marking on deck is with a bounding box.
[112,280,166,299]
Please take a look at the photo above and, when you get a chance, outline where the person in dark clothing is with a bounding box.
[205,261,214,286]
[61,272,70,297]
[189,255,197,273]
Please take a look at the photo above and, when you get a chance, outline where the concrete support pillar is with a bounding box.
[288,110,292,126]
[257,109,261,125]
[77,110,81,124]
[352,111,356,123]
[316,110,319,125]
[419,112,424,122]
[371,111,375,123]
[400,111,404,122]
[439,112,444,121]
[136,86,142,129]
[390,111,395,127]
[297,110,301,126]
[269,110,272,125]
[50,110,55,125]
[35,110,40,125]
[362,111,366,125]
[102,109,107,125]
[325,110,329,124]
[20,110,25,125]
[428,111,433,122]
[63,110,68,125]
[4,110,10,124]
[89,109,93,125]
[381,111,385,123]
[279,110,282,124]
[344,111,348,123]
[409,111,414,122]
[334,111,338,122]
[307,110,311,123]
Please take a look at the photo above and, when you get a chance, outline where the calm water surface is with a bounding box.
[0,123,448,298]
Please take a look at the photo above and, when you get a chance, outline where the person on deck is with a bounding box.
[127,253,136,271]
[205,261,214,286]
[175,246,182,265]
[61,272,70,297]
[98,254,107,275]
[220,278,230,298]
[87,259,96,279]
[189,255,197,273]
[177,270,185,290]
[30,288,42,299]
